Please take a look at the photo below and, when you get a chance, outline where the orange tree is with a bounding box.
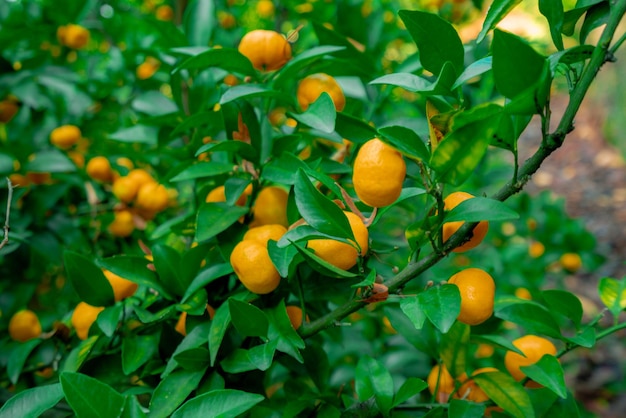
[1,0,626,417]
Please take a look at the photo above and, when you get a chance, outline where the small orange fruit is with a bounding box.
[175,306,216,336]
[256,0,275,18]
[71,302,105,340]
[515,287,532,300]
[103,269,138,301]
[108,210,135,237]
[127,168,156,188]
[243,224,287,246]
[442,192,489,252]
[238,29,292,72]
[50,125,81,149]
[250,186,289,227]
[528,241,545,258]
[155,4,174,21]
[8,309,42,342]
[560,253,582,272]
[136,183,170,213]
[60,24,90,49]
[504,335,558,382]
[112,176,140,203]
[297,73,346,111]
[352,138,406,207]
[230,240,281,294]
[286,305,304,330]
[447,268,495,326]
[307,211,369,270]
[0,99,19,123]
[427,364,457,403]
[206,184,252,206]
[86,156,113,182]
[455,367,498,403]
[136,57,160,80]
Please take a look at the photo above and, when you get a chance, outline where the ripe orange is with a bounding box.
[50,125,81,149]
[560,253,582,272]
[8,309,42,342]
[71,302,105,340]
[112,176,140,203]
[504,335,558,382]
[442,191,489,252]
[455,367,498,402]
[175,305,216,336]
[528,241,545,258]
[127,168,156,188]
[256,0,275,18]
[136,57,160,80]
[447,268,495,326]
[108,210,135,237]
[250,186,289,227]
[0,99,19,123]
[286,305,305,330]
[297,73,346,111]
[206,184,252,206]
[352,138,406,207]
[59,24,90,49]
[307,211,369,270]
[427,364,458,403]
[86,156,113,182]
[238,29,292,71]
[515,287,532,300]
[155,4,174,21]
[230,240,281,294]
[243,224,287,246]
[103,269,138,301]
[135,183,170,213]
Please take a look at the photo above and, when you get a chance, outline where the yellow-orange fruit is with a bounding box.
[155,4,174,21]
[108,210,135,237]
[243,224,287,246]
[230,240,281,294]
[427,364,457,403]
[50,125,81,149]
[103,269,138,301]
[352,138,406,207]
[136,183,169,213]
[504,335,558,382]
[60,24,90,49]
[447,268,495,326]
[442,192,489,252]
[250,186,289,227]
[86,156,113,182]
[297,73,346,111]
[8,309,42,342]
[238,30,292,71]
[286,305,304,330]
[0,99,19,123]
[112,176,140,203]
[206,184,252,206]
[455,367,499,403]
[560,253,582,272]
[71,302,105,340]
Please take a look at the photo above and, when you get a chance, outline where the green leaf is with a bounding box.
[562,0,605,36]
[98,255,172,300]
[335,113,377,144]
[220,85,281,105]
[183,0,215,47]
[209,303,231,366]
[152,244,186,297]
[495,302,562,339]
[543,389,581,418]
[266,301,305,362]
[24,150,76,173]
[150,370,206,418]
[392,377,428,407]
[472,335,524,356]
[598,277,626,320]
[122,333,160,375]
[267,240,301,278]
[171,110,224,137]
[542,289,583,329]
[539,0,564,50]
[0,383,63,418]
[182,263,233,303]
[121,396,147,418]
[109,125,158,146]
[60,336,99,373]
[355,356,394,416]
[473,371,535,418]
[452,57,493,89]
[132,91,178,117]
[195,202,249,242]
[170,162,234,182]
[293,241,358,279]
[398,10,464,76]
[289,92,336,133]
[194,140,257,161]
[174,48,255,76]
[448,399,486,418]
[7,339,40,384]
[174,347,211,370]
[492,29,546,99]
[370,63,457,96]
[520,355,566,399]
[60,372,125,418]
[170,389,264,418]
[445,197,519,222]
[221,342,276,373]
[430,114,500,186]
[440,321,470,378]
[378,125,429,161]
[294,169,353,240]
[580,2,610,44]
[477,0,523,43]
[162,323,211,378]
[64,251,114,307]
[261,151,310,185]
[399,296,427,330]
[273,45,346,87]
[228,298,269,338]
[417,284,461,333]
[96,304,123,337]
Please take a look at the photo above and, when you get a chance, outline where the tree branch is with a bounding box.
[0,177,14,250]
[298,3,626,339]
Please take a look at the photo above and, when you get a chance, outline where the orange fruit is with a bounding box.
[447,268,495,326]
[286,305,304,330]
[352,138,406,207]
[127,168,156,188]
[560,253,582,272]
[256,0,275,18]
[9,173,30,187]
[0,99,19,123]
[50,125,81,149]
[112,176,140,203]
[427,364,458,403]
[455,367,498,402]
[238,29,292,71]
[528,241,545,258]
[60,24,90,49]
[108,210,135,237]
[71,302,105,340]
[135,183,169,213]
[475,343,495,359]
[175,305,216,336]
[515,287,532,300]
[297,73,346,111]
[8,309,42,342]
[442,192,489,252]
[230,240,281,294]
[155,4,174,21]
[250,186,289,227]
[103,269,138,301]
[86,156,113,182]
[505,335,558,382]
[307,211,368,270]
[243,224,287,246]
[206,184,252,206]
[136,57,160,80]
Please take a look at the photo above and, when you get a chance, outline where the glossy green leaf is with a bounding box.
[598,277,626,320]
[472,334,524,355]
[543,389,581,418]
[132,91,178,117]
[182,263,233,303]
[152,244,186,297]
[122,333,160,375]
[565,326,596,348]
[0,383,63,418]
[163,323,211,378]
[220,85,281,105]
[174,347,211,370]
[98,255,172,300]
[228,298,269,338]
[170,162,234,182]
[378,125,429,161]
[24,150,76,173]
[174,48,255,76]
[473,371,535,418]
[452,57,492,89]
[542,289,583,329]
[171,110,223,137]
[539,0,564,50]
[260,151,310,185]
[61,336,99,373]
[355,356,394,416]
[440,321,470,378]
[445,197,519,222]
[334,112,377,144]
[392,378,428,407]
[548,45,594,74]
[150,370,206,418]
[96,304,122,338]
[449,399,486,418]
[495,302,562,339]
[520,355,566,399]
[60,372,125,418]
[221,341,276,373]
[209,303,231,366]
[267,240,300,278]
[194,140,257,161]
[289,92,336,133]
[399,296,427,330]
[293,241,358,279]
[266,301,305,363]
[64,251,114,307]
[7,339,40,384]
[183,0,214,47]
[121,396,147,418]
[417,284,461,333]
[109,125,158,146]
[477,0,523,43]
[195,202,249,242]
[562,0,605,36]
[398,10,464,75]
[370,62,457,96]
[273,45,346,87]
[580,2,609,44]
[170,389,264,418]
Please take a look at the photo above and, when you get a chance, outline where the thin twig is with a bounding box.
[0,177,14,250]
